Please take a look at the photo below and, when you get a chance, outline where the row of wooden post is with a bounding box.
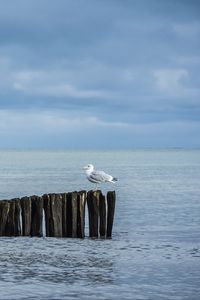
[0,190,116,238]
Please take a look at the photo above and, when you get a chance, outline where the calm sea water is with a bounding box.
[0,149,200,300]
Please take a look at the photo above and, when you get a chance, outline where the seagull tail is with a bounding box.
[112,177,118,182]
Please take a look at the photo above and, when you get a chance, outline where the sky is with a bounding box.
[0,0,200,149]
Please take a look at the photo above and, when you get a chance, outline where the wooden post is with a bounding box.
[43,194,63,237]
[0,201,10,236]
[61,193,68,237]
[99,192,107,238]
[21,196,32,236]
[43,194,53,237]
[31,196,43,237]
[65,192,78,238]
[77,191,86,238]
[50,193,63,237]
[4,199,21,236]
[71,192,78,238]
[14,199,21,236]
[4,200,15,236]
[87,190,100,238]
[66,192,72,237]
[106,191,116,238]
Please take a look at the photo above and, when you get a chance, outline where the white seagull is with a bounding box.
[83,164,118,190]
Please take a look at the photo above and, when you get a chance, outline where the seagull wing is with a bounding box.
[89,170,112,183]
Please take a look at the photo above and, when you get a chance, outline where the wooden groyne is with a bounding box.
[0,190,116,239]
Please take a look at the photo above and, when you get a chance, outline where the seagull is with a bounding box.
[83,164,118,190]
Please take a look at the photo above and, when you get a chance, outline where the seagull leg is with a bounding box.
[93,183,98,191]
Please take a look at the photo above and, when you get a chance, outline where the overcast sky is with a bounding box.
[0,0,200,148]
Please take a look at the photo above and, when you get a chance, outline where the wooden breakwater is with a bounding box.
[0,190,116,239]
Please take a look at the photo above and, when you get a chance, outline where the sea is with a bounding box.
[0,149,200,300]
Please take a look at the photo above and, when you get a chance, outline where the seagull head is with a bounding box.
[83,164,94,171]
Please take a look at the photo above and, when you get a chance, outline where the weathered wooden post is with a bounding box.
[71,192,78,238]
[21,196,32,236]
[14,199,21,236]
[43,193,52,237]
[43,193,63,237]
[99,192,107,238]
[50,193,63,237]
[31,196,43,237]
[87,190,100,238]
[2,199,21,236]
[4,200,15,236]
[68,192,78,238]
[77,191,87,238]
[65,192,72,237]
[61,193,68,237]
[64,192,78,238]
[106,191,116,238]
[0,201,10,236]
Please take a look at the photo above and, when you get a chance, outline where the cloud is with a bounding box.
[0,55,15,90]
[0,109,128,135]
[153,68,200,98]
[11,60,119,98]
[0,55,11,66]
[175,55,200,65]
[0,109,199,148]
[0,0,200,148]
[153,68,188,93]
[14,80,108,99]
[173,21,200,38]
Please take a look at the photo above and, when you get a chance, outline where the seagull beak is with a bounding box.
[83,166,87,170]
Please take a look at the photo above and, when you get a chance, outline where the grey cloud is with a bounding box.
[0,0,200,147]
